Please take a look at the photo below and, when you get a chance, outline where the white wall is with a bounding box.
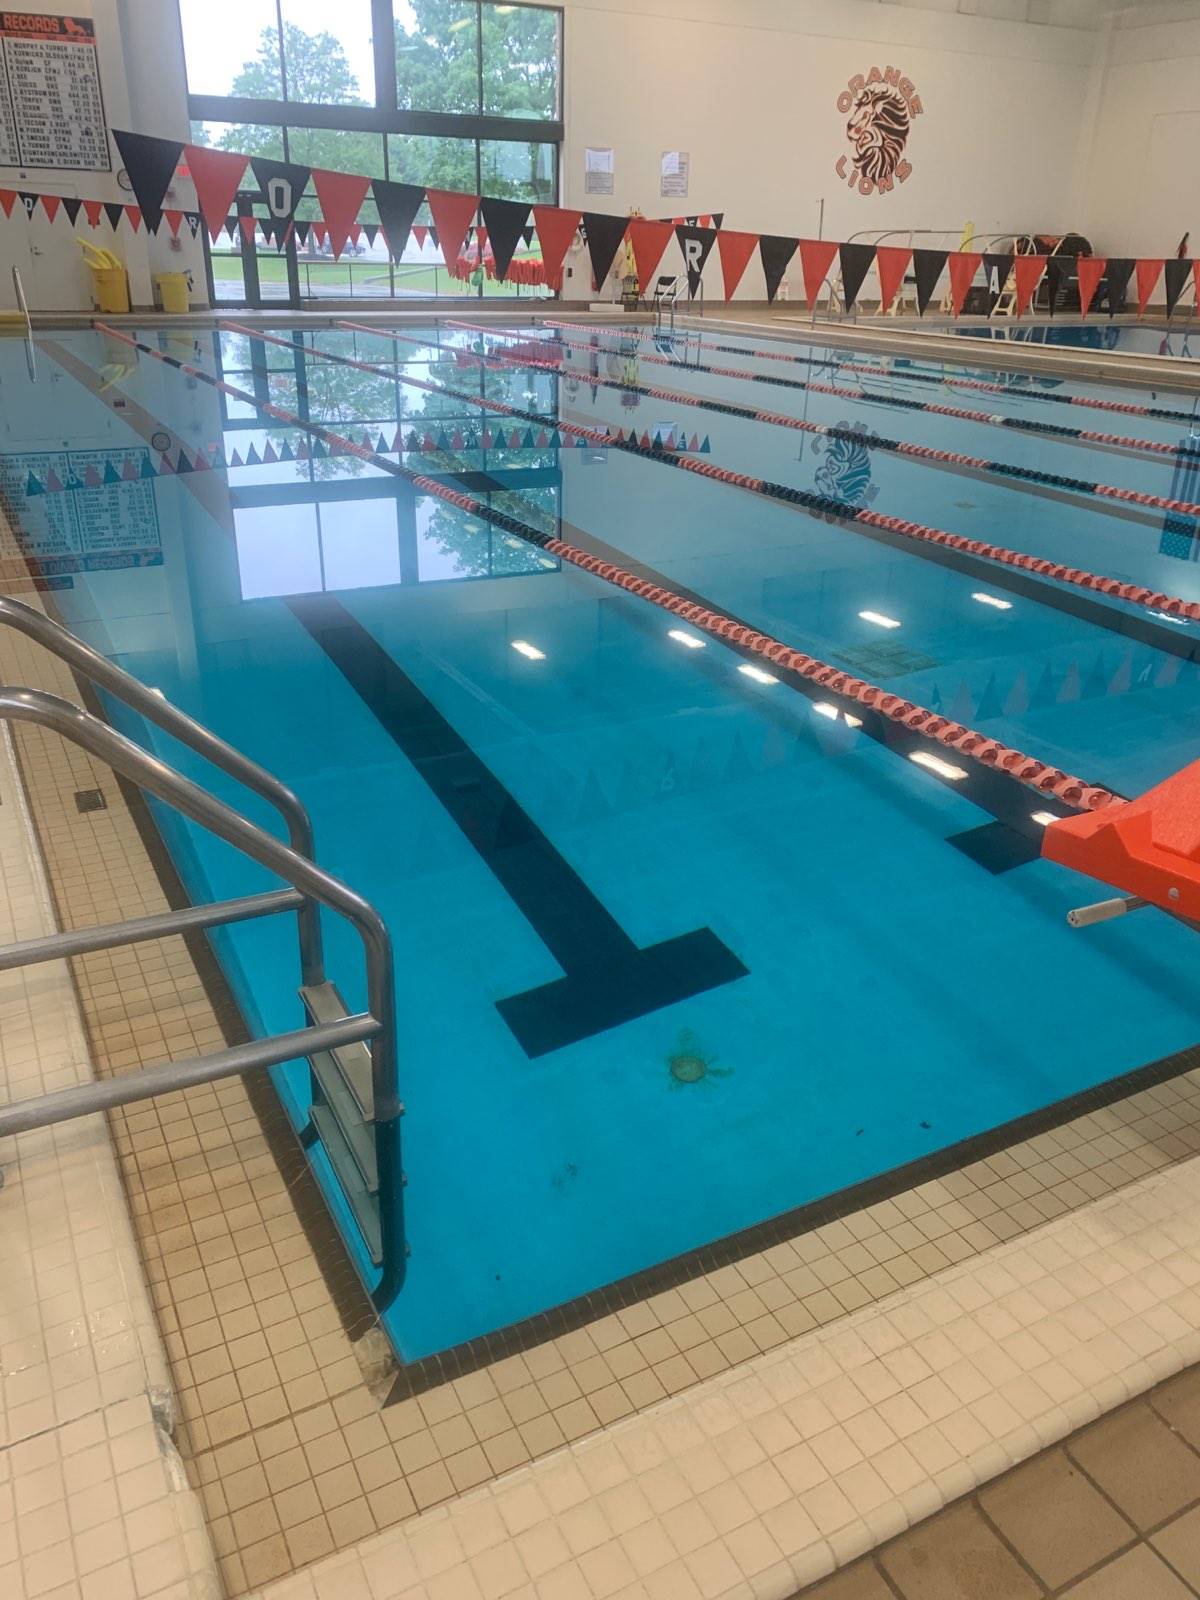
[1074,9,1200,257]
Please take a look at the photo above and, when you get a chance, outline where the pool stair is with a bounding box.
[302,978,384,1264]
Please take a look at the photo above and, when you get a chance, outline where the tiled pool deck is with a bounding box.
[4,509,1200,1599]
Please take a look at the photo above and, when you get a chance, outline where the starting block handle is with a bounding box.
[1067,895,1149,928]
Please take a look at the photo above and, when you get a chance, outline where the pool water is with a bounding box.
[955,321,1200,360]
[5,317,1200,1362]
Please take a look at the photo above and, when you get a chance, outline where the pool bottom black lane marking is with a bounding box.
[286,594,748,1059]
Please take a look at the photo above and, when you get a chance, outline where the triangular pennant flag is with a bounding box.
[227,447,243,468]
[1076,256,1106,319]
[675,224,717,297]
[581,211,628,291]
[61,196,81,227]
[310,167,370,258]
[947,252,982,316]
[427,188,478,268]
[481,195,531,280]
[103,201,125,231]
[375,432,388,454]
[41,194,61,224]
[1045,255,1072,315]
[175,449,193,473]
[245,442,261,465]
[875,245,912,314]
[82,198,103,228]
[262,441,278,464]
[627,218,675,289]
[310,220,327,247]
[474,224,487,253]
[520,225,534,248]
[102,459,121,484]
[157,453,175,475]
[293,219,310,246]
[0,190,15,218]
[184,211,201,238]
[162,207,183,237]
[797,238,836,308]
[1164,257,1191,316]
[239,215,258,247]
[716,229,758,301]
[1013,254,1047,317]
[912,249,947,314]
[363,223,378,247]
[838,242,876,312]
[19,191,37,220]
[83,463,102,487]
[711,213,724,230]
[981,252,1011,314]
[250,156,311,229]
[139,453,157,478]
[1101,257,1135,315]
[184,144,248,240]
[532,204,581,291]
[1136,258,1163,316]
[125,205,143,233]
[348,222,362,247]
[759,235,799,304]
[44,468,62,493]
[121,457,139,481]
[113,130,183,235]
[412,223,428,249]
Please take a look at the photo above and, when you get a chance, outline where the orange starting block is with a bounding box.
[1043,759,1200,925]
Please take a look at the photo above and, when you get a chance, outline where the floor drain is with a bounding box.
[666,1030,731,1090]
[74,788,107,813]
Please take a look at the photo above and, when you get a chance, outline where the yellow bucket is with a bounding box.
[90,265,130,314]
[153,272,190,315]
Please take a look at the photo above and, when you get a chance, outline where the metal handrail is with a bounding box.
[0,687,405,1307]
[12,265,34,381]
[0,595,324,985]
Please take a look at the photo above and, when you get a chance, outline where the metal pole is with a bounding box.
[0,596,325,987]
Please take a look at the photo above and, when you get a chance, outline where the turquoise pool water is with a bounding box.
[955,321,1200,359]
[5,318,1200,1362]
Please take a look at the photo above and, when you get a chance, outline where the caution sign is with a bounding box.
[0,13,109,171]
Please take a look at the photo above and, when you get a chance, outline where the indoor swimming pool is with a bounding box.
[955,320,1200,358]
[5,316,1200,1366]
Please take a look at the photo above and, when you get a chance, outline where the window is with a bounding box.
[482,4,559,120]
[394,0,479,115]
[478,137,554,204]
[180,0,281,99]
[278,1,374,104]
[387,133,477,194]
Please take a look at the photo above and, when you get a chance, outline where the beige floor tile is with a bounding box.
[1061,1545,1195,1600]
[1151,1505,1200,1592]
[1069,1405,1200,1532]
[879,1503,1042,1600]
[1151,1368,1200,1454]
[799,1557,897,1598]
[979,1448,1135,1589]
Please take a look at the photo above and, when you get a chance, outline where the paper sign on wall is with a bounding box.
[0,13,109,171]
[660,151,689,199]
[584,147,613,196]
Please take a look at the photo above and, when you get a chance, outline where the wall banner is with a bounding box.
[0,12,109,170]
[835,65,921,196]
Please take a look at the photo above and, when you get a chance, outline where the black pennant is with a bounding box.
[1164,257,1191,316]
[1102,257,1135,315]
[912,249,947,315]
[294,219,311,246]
[675,224,717,297]
[112,129,183,235]
[103,201,125,231]
[18,191,37,220]
[362,222,379,248]
[62,196,81,226]
[711,212,724,230]
[838,242,876,311]
[759,235,798,303]
[371,179,424,263]
[581,212,629,290]
[521,224,534,248]
[481,195,531,281]
[1045,256,1072,316]
[250,156,311,225]
[185,211,201,238]
[981,252,1011,314]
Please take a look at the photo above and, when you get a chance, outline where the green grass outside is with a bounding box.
[210,252,544,299]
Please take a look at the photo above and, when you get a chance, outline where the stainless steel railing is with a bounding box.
[0,685,406,1307]
[0,595,324,984]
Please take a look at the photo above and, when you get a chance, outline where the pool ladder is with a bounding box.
[0,598,405,1308]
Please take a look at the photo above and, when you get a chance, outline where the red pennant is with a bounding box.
[413,224,428,248]
[626,219,675,288]
[947,252,982,315]
[41,194,62,224]
[185,144,249,241]
[126,205,143,232]
[162,208,184,238]
[475,225,487,254]
[1136,258,1163,316]
[1013,255,1048,317]
[798,239,839,309]
[310,167,370,259]
[1075,256,1106,319]
[874,245,912,314]
[426,188,477,269]
[82,198,103,228]
[0,189,15,219]
[716,230,758,301]
[532,205,582,291]
[311,220,327,247]
[239,216,258,246]
[348,222,362,246]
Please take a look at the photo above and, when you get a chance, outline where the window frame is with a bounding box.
[183,0,564,148]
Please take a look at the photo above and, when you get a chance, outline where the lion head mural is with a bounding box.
[845,83,912,186]
[812,422,879,516]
